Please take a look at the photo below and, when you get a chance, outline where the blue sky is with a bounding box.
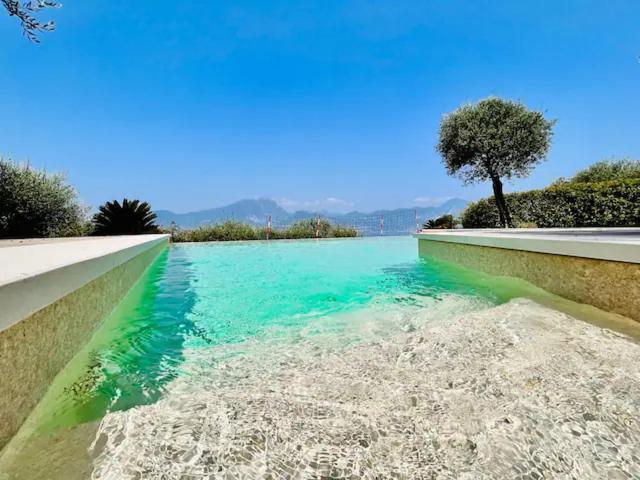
[1,1,639,213]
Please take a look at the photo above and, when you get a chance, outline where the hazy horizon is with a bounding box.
[156,196,467,216]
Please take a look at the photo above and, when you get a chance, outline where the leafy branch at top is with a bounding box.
[2,0,60,43]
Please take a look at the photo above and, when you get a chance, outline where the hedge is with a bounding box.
[170,219,358,242]
[461,179,640,228]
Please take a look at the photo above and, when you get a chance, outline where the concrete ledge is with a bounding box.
[414,228,640,264]
[0,235,169,449]
[0,235,169,333]
[415,228,640,321]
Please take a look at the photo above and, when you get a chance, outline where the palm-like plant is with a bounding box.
[92,198,159,235]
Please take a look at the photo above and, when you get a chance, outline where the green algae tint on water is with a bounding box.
[25,236,517,433]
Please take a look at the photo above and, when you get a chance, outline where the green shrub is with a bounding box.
[281,219,331,239]
[461,179,640,228]
[557,158,640,185]
[170,219,358,242]
[273,219,358,239]
[170,221,258,242]
[331,225,360,237]
[0,158,88,238]
[423,214,457,229]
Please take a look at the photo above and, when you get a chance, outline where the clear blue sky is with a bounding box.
[1,1,639,213]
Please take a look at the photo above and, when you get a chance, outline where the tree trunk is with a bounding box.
[491,176,512,228]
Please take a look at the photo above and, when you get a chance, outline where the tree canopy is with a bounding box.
[437,97,555,227]
[2,0,59,42]
[561,158,640,184]
[437,97,555,184]
[0,158,87,238]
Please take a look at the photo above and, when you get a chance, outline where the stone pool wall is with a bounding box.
[418,239,640,322]
[0,238,168,450]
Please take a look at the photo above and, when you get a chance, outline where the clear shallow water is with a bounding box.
[33,237,510,430]
[2,236,640,479]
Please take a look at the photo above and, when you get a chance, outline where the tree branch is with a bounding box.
[2,0,59,43]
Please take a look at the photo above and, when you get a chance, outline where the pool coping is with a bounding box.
[413,228,640,264]
[0,234,170,333]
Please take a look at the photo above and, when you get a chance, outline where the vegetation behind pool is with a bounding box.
[167,219,358,242]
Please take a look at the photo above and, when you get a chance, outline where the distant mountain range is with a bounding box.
[156,198,468,236]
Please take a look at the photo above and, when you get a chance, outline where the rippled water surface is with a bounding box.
[2,236,640,479]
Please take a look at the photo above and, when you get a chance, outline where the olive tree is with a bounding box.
[2,0,58,42]
[0,158,88,238]
[437,97,554,227]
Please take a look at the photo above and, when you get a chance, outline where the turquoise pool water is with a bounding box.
[34,236,516,431]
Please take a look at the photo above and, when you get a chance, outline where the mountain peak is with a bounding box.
[156,197,468,234]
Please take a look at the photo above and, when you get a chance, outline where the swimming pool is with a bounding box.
[2,236,640,479]
[22,237,505,430]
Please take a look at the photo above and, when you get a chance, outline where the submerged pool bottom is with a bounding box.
[1,237,639,479]
[88,299,640,479]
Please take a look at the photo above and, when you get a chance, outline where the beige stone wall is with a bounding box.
[0,240,167,450]
[418,239,640,322]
